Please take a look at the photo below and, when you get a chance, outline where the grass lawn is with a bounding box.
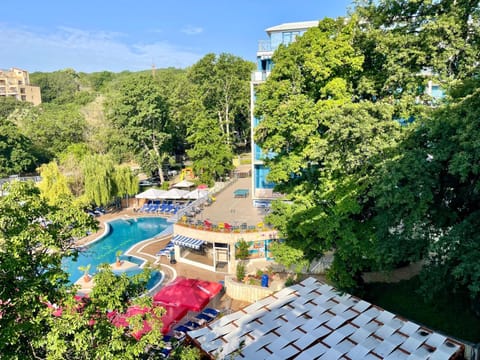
[363,276,480,343]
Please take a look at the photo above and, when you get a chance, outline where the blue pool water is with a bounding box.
[63,217,169,286]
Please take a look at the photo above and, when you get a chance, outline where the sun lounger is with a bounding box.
[202,308,220,317]
[174,325,191,334]
[195,313,214,323]
[184,320,201,329]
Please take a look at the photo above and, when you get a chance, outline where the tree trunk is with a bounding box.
[225,96,230,146]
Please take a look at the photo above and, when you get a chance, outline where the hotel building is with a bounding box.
[0,67,41,106]
[250,21,318,207]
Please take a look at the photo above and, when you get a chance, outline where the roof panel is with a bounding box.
[193,277,465,360]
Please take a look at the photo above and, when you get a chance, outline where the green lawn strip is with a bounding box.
[362,276,480,343]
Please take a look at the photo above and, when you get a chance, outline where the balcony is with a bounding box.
[258,40,273,52]
[251,71,271,82]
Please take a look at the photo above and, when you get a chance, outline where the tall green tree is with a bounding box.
[114,165,139,207]
[13,103,87,160]
[373,84,480,302]
[0,181,96,358]
[354,0,480,103]
[37,161,72,206]
[187,53,255,151]
[186,103,234,185]
[106,74,171,183]
[0,118,38,177]
[82,154,116,206]
[255,17,405,290]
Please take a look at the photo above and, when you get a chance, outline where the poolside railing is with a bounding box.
[176,218,271,233]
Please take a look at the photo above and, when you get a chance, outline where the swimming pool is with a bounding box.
[63,217,169,287]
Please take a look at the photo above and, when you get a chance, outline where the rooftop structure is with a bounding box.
[188,277,466,359]
[0,67,42,105]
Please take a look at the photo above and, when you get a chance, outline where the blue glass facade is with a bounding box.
[254,165,275,189]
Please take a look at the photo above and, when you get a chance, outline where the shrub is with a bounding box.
[236,261,246,282]
[285,276,296,287]
[235,239,250,260]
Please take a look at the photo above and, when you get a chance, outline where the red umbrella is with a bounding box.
[157,303,189,334]
[153,278,210,312]
[196,280,223,299]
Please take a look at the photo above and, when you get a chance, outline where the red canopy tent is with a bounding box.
[196,279,223,299]
[152,277,222,312]
[158,303,189,334]
[153,277,209,312]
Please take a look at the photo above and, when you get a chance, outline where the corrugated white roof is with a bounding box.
[265,21,319,34]
[188,277,465,359]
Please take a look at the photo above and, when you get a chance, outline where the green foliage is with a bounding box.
[256,1,480,302]
[82,154,116,206]
[106,74,171,183]
[0,96,29,119]
[37,161,72,206]
[0,118,38,177]
[14,103,87,160]
[40,265,164,359]
[58,143,92,197]
[171,344,201,360]
[186,104,234,185]
[0,181,96,358]
[187,53,255,151]
[284,276,296,287]
[85,70,115,91]
[30,69,80,104]
[269,242,308,275]
[114,164,139,198]
[236,261,246,282]
[235,239,250,260]
[375,87,480,301]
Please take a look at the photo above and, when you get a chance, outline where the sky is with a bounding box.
[1,0,353,73]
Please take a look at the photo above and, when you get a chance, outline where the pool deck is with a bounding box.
[73,174,270,310]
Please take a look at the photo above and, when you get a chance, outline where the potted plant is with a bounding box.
[115,250,123,267]
[78,264,91,282]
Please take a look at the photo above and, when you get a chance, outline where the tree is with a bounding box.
[186,103,233,185]
[255,17,403,289]
[269,242,309,275]
[0,96,29,119]
[82,154,116,206]
[0,181,96,358]
[114,164,139,208]
[58,143,92,197]
[0,118,38,177]
[187,53,255,151]
[106,74,171,183]
[39,265,165,360]
[13,103,87,160]
[37,161,72,206]
[30,69,80,104]
[353,0,480,103]
[373,84,480,302]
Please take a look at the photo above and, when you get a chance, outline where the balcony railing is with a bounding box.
[251,71,271,82]
[258,40,273,52]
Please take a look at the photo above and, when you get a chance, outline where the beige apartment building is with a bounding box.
[0,67,41,105]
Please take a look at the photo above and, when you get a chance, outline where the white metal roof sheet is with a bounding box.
[188,277,465,359]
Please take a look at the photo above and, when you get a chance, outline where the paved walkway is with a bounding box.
[199,176,266,227]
